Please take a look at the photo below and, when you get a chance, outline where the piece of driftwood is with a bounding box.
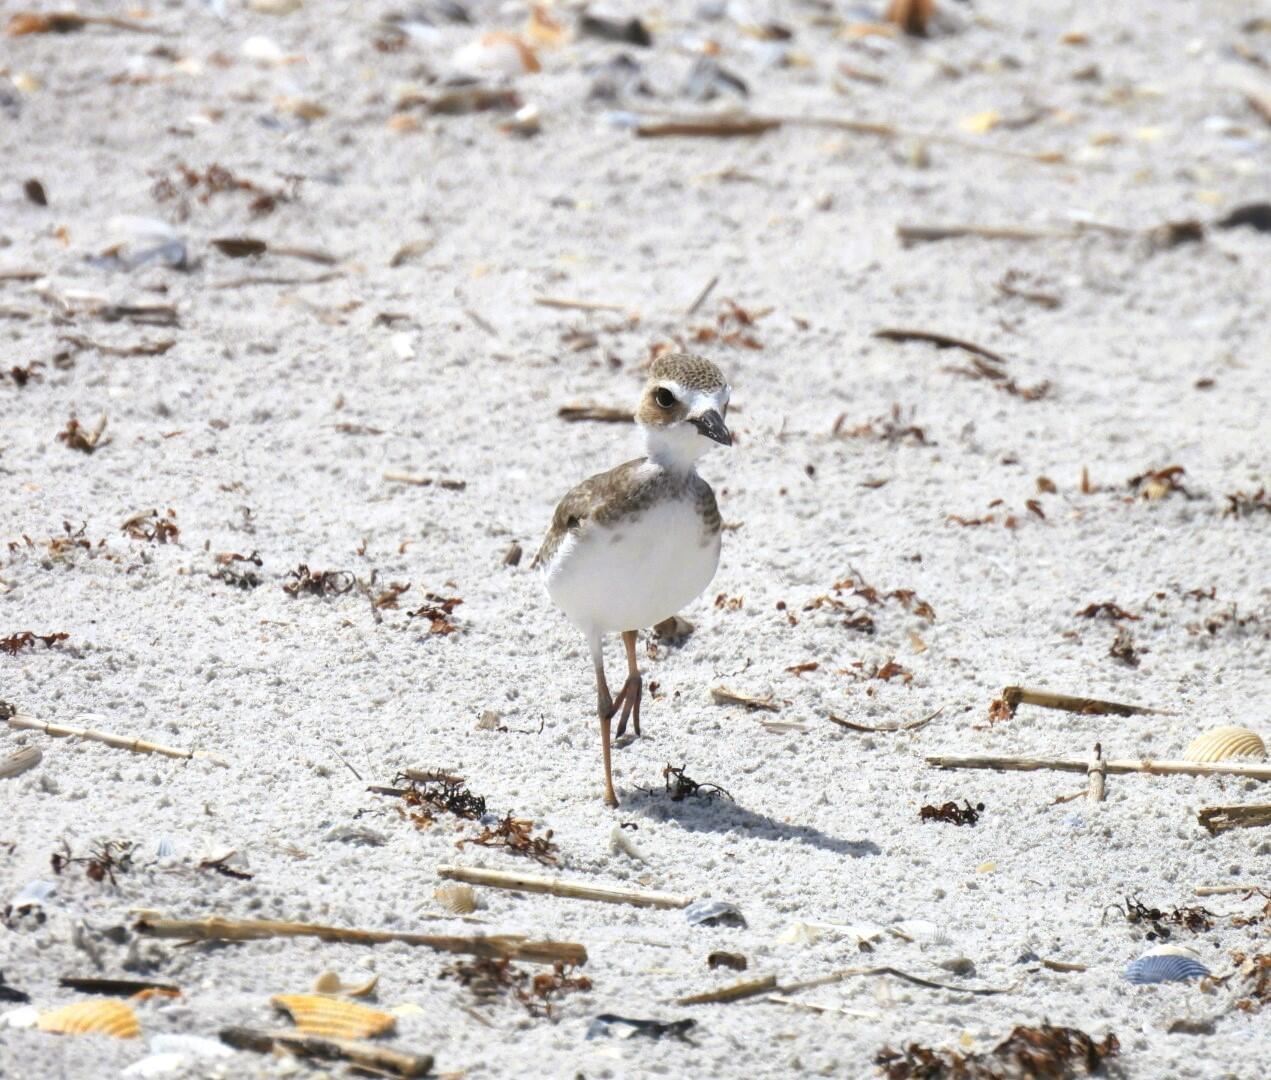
[1197,805,1271,835]
[1087,744,1107,803]
[557,405,634,423]
[0,745,42,779]
[7,712,228,767]
[436,865,692,909]
[829,705,944,734]
[928,755,1271,781]
[220,1027,432,1078]
[1001,686,1164,717]
[677,974,777,1006]
[134,916,586,966]
[780,966,1012,997]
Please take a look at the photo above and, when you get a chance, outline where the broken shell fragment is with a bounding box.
[452,33,540,77]
[1124,945,1210,985]
[434,882,478,914]
[312,971,380,998]
[271,994,395,1039]
[38,999,141,1039]
[1183,726,1267,763]
[685,900,746,928]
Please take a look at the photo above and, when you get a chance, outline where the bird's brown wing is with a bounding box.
[532,458,649,569]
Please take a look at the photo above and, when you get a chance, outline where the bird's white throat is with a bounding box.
[643,422,712,473]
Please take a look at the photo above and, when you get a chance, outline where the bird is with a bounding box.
[534,352,733,807]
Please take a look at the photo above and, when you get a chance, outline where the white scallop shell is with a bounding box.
[1183,726,1267,762]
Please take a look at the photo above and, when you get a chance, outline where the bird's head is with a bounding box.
[635,352,732,469]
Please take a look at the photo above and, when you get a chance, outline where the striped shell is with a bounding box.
[1124,945,1210,985]
[1183,726,1267,763]
[272,994,395,1038]
[37,1000,140,1039]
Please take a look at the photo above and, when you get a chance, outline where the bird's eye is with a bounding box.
[654,387,675,409]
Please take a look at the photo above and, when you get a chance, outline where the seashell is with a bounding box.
[38,999,140,1039]
[272,994,395,1039]
[890,919,953,947]
[608,824,645,862]
[685,900,746,928]
[153,836,177,859]
[312,970,380,998]
[1124,945,1210,985]
[434,883,477,915]
[149,1033,233,1059]
[3,1005,40,1030]
[452,33,540,77]
[1183,726,1267,763]
[774,922,823,946]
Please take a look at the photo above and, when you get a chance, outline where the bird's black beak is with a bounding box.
[690,410,732,447]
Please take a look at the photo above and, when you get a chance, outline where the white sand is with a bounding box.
[2,1,1269,1077]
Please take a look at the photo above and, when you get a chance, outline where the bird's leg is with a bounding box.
[590,635,619,809]
[613,629,643,739]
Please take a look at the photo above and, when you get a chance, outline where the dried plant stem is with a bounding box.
[1087,744,1107,803]
[1197,805,1271,835]
[220,1028,432,1078]
[534,296,629,313]
[1001,686,1165,717]
[557,405,634,423]
[0,745,42,779]
[897,223,1079,245]
[7,713,228,768]
[1194,884,1264,897]
[829,705,944,734]
[779,966,1012,997]
[677,974,777,1005]
[436,865,693,909]
[928,755,1271,781]
[135,916,586,966]
[872,328,1010,366]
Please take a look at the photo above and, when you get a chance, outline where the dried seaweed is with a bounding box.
[920,800,983,826]
[282,564,355,597]
[441,957,590,1018]
[1231,951,1271,1013]
[1224,488,1270,518]
[393,773,487,821]
[51,840,133,886]
[214,551,262,589]
[458,814,558,865]
[689,299,765,350]
[877,1023,1119,1080]
[151,163,301,218]
[1076,602,1139,621]
[56,414,108,454]
[832,404,932,446]
[1127,464,1195,500]
[1111,897,1215,941]
[121,509,179,544]
[657,762,734,803]
[1,631,69,655]
[407,594,463,634]
[4,361,43,386]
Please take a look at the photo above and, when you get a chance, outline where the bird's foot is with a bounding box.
[612,674,642,740]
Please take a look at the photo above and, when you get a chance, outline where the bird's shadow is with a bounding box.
[622,788,881,858]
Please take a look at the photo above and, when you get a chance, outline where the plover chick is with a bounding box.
[534,352,733,807]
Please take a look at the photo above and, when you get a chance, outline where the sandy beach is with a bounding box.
[2,1,1270,1077]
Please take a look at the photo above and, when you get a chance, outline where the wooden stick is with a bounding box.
[1087,743,1107,803]
[1001,685,1164,717]
[1194,885,1265,897]
[872,328,1009,367]
[677,974,777,1006]
[636,117,782,138]
[1197,805,1271,835]
[134,916,586,966]
[0,745,42,779]
[220,1027,432,1079]
[7,713,228,768]
[778,966,1012,997]
[829,705,944,734]
[534,296,629,313]
[711,686,780,712]
[436,865,693,909]
[897,223,1078,245]
[557,405,634,423]
[928,754,1271,781]
[684,275,719,316]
